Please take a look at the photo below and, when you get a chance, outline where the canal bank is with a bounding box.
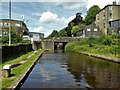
[78,52,120,63]
[65,34,120,64]
[2,50,44,90]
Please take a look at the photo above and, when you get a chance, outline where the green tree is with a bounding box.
[71,24,86,36]
[2,30,22,44]
[85,5,100,25]
[65,22,74,37]
[48,30,59,38]
[59,28,67,37]
[71,26,79,36]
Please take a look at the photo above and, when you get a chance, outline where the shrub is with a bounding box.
[65,42,78,52]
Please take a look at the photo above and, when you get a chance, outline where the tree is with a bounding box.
[71,26,79,36]
[85,5,100,25]
[65,22,74,37]
[71,24,86,36]
[48,30,59,38]
[59,28,67,37]
[2,30,22,44]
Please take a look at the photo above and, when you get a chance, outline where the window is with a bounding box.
[116,21,119,26]
[109,6,112,11]
[118,20,120,26]
[15,23,20,27]
[114,21,116,26]
[103,15,105,20]
[110,13,112,18]
[0,22,3,26]
[103,23,105,28]
[4,22,9,26]
[97,18,99,22]
[3,31,8,35]
[87,29,91,31]
[94,29,98,31]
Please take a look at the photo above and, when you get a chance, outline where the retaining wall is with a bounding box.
[2,44,33,62]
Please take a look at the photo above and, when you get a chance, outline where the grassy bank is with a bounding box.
[65,34,120,59]
[1,49,44,89]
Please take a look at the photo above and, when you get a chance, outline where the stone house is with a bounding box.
[76,24,100,37]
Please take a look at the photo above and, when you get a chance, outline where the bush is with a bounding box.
[2,30,22,44]
[79,39,88,45]
[74,45,88,52]
[65,42,78,52]
[65,34,120,58]
[99,35,112,45]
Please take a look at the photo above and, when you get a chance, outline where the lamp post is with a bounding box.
[9,0,11,46]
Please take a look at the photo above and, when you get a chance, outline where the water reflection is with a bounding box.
[21,51,120,89]
[66,52,120,88]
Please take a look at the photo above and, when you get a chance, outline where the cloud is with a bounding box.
[32,13,42,16]
[2,0,86,2]
[39,11,58,23]
[33,26,44,32]
[55,1,87,9]
[67,15,76,23]
[39,11,76,25]
[86,0,120,10]
[34,11,77,37]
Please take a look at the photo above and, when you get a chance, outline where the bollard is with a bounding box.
[3,65,11,78]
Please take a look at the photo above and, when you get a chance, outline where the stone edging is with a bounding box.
[6,51,44,90]
[79,52,120,63]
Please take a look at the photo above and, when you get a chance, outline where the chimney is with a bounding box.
[113,1,117,5]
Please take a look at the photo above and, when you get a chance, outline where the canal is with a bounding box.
[20,50,120,89]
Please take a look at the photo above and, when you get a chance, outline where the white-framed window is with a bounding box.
[87,29,91,31]
[0,22,3,26]
[3,31,8,35]
[94,29,98,31]
[15,23,20,27]
[4,22,9,26]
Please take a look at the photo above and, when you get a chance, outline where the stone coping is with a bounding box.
[79,52,120,63]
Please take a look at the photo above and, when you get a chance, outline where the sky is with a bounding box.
[1,0,120,37]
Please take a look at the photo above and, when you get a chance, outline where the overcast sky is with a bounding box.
[1,0,120,37]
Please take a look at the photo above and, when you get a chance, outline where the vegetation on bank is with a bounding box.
[1,50,44,89]
[1,30,31,46]
[65,34,120,58]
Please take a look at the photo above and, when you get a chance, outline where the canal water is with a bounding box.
[20,50,120,89]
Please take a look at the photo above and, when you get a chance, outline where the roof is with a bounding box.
[0,19,23,22]
[29,32,44,35]
[109,18,120,22]
[97,4,120,14]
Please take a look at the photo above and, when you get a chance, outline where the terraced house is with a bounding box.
[95,1,120,35]
[109,19,120,34]
[0,19,29,36]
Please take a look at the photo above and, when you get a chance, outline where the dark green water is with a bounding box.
[20,51,120,88]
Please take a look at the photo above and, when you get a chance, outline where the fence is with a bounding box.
[2,44,33,62]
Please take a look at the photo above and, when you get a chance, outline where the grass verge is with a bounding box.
[65,42,120,59]
[1,49,44,89]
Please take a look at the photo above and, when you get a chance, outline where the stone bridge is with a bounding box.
[41,37,86,50]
